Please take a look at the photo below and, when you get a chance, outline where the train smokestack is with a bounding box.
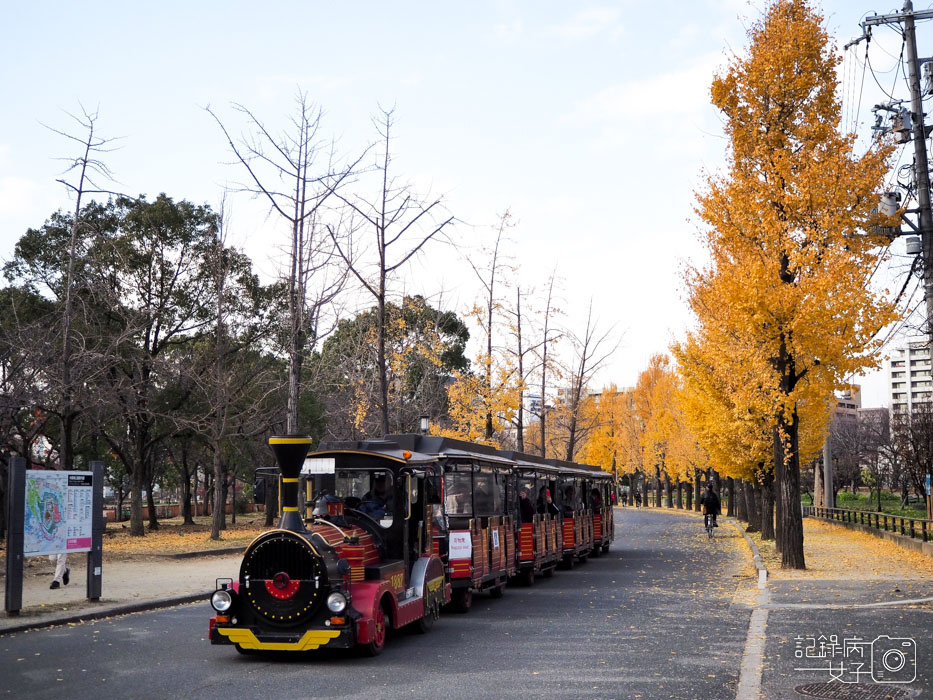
[269,435,312,532]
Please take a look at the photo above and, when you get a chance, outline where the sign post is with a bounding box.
[4,458,26,615]
[87,461,104,600]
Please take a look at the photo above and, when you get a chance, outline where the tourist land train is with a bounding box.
[207,434,616,655]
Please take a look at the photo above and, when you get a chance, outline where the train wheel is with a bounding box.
[451,588,472,614]
[416,601,436,634]
[234,645,258,656]
[561,553,575,570]
[363,604,388,656]
[521,568,535,586]
[489,581,505,599]
[590,544,601,558]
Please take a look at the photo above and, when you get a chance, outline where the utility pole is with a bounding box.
[861,2,933,519]
[863,2,933,346]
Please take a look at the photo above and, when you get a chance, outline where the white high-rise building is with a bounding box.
[889,339,933,413]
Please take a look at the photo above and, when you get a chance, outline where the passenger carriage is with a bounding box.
[386,434,516,613]
[504,451,563,584]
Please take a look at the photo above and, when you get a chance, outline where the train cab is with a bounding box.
[208,436,448,657]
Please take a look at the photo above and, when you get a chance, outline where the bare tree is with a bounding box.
[207,92,360,433]
[503,284,536,452]
[532,273,562,457]
[328,107,454,434]
[464,211,516,439]
[44,106,120,470]
[558,300,618,461]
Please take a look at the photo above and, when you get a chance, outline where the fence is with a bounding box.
[804,505,933,543]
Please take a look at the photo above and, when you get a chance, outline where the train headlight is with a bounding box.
[326,592,348,613]
[211,589,233,613]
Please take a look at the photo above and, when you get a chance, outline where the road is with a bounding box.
[2,509,927,699]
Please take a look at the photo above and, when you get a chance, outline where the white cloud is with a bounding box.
[545,7,624,40]
[559,51,725,151]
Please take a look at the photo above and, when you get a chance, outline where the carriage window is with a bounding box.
[336,469,394,526]
[444,472,472,516]
[473,473,493,514]
[493,472,505,513]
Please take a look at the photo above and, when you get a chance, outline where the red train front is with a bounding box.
[208,435,448,655]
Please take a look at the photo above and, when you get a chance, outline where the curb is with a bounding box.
[729,519,768,589]
[165,547,244,559]
[0,593,207,636]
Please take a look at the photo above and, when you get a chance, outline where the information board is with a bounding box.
[23,470,94,557]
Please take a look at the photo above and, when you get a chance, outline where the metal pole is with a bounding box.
[904,1,933,347]
[4,458,26,615]
[87,460,104,601]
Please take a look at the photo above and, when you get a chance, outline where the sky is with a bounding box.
[1,0,930,409]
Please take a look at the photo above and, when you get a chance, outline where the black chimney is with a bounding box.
[269,435,312,532]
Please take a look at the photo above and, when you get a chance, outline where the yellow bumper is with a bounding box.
[215,627,340,651]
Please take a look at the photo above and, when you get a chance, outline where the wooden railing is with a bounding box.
[804,505,933,543]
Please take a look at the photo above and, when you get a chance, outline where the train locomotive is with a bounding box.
[208,433,615,655]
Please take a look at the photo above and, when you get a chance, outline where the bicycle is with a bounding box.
[704,513,716,539]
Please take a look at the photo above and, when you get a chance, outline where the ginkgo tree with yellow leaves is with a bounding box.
[687,0,897,568]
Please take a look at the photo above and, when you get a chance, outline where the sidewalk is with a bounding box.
[0,549,244,635]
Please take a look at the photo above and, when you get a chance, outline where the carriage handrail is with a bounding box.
[803,505,933,543]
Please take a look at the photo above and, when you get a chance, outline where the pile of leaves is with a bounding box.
[103,516,270,557]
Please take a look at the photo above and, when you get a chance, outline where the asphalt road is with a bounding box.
[0,509,758,700]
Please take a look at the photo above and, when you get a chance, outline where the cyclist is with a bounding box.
[699,483,721,532]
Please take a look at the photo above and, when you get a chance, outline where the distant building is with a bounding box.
[835,386,861,421]
[888,339,933,413]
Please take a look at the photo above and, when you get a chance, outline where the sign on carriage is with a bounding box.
[302,457,336,474]
[23,470,94,557]
[449,530,472,559]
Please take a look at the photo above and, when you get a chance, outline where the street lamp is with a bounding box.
[419,415,430,435]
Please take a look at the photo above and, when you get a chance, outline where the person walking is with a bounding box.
[49,552,70,589]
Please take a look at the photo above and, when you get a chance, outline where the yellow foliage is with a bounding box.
[678,0,896,482]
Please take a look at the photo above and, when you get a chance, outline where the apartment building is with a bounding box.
[889,339,933,413]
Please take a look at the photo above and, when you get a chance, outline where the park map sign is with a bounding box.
[24,471,93,557]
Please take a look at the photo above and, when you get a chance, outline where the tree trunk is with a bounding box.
[377,291,390,434]
[664,473,673,508]
[181,457,195,526]
[727,477,736,517]
[676,481,684,509]
[117,485,125,522]
[655,468,662,507]
[210,448,225,539]
[694,470,702,512]
[146,470,159,531]
[685,482,693,510]
[745,480,761,533]
[264,477,278,527]
[736,479,748,521]
[760,472,775,541]
[775,409,805,568]
[813,457,824,508]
